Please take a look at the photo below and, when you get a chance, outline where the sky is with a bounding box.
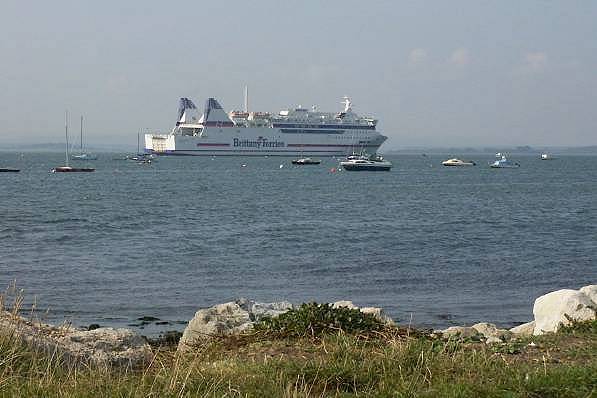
[1,0,596,150]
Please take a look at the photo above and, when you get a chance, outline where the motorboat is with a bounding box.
[490,155,520,168]
[291,157,320,165]
[340,153,392,171]
[442,158,476,166]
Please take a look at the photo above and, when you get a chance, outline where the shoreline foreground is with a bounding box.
[0,284,595,396]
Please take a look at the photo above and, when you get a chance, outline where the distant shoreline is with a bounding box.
[1,146,596,155]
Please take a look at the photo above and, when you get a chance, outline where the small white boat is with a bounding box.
[442,158,476,166]
[340,153,392,171]
[490,155,519,168]
[72,153,98,161]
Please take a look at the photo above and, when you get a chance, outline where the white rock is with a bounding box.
[472,322,511,340]
[510,321,535,336]
[360,307,395,325]
[441,326,478,338]
[332,300,358,310]
[57,327,152,369]
[579,285,597,305]
[178,302,252,352]
[0,312,151,369]
[533,289,596,335]
[485,336,502,344]
[250,301,293,321]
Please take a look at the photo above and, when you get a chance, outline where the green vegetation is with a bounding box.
[253,302,386,337]
[0,314,595,397]
[0,292,595,397]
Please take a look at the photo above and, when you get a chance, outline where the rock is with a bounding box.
[533,289,596,335]
[360,307,395,325]
[178,302,252,352]
[250,301,293,321]
[332,301,394,324]
[178,300,296,352]
[178,299,395,353]
[472,322,511,340]
[332,300,359,310]
[440,326,478,338]
[0,311,151,369]
[485,336,502,344]
[57,328,152,369]
[579,285,597,305]
[510,321,535,336]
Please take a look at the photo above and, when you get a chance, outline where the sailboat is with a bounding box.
[126,132,152,163]
[71,116,98,160]
[51,111,95,173]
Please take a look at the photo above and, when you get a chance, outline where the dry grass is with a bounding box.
[0,284,595,397]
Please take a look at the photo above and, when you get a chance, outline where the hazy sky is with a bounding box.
[1,1,596,149]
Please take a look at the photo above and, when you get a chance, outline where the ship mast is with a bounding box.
[244,86,249,113]
[65,110,69,166]
[80,115,83,152]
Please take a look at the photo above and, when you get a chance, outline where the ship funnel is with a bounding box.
[198,97,234,127]
[177,98,199,125]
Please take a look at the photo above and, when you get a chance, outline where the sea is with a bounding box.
[1,151,596,336]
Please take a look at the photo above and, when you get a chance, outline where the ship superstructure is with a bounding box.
[144,96,387,156]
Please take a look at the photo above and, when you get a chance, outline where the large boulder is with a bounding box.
[178,302,252,352]
[579,285,597,305]
[533,289,596,335]
[57,328,151,369]
[178,299,297,352]
[0,311,151,369]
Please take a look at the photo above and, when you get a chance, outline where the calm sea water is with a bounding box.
[1,152,596,335]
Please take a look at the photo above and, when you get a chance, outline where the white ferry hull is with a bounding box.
[145,129,387,157]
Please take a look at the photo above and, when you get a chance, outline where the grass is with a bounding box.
[0,318,595,397]
[0,289,595,397]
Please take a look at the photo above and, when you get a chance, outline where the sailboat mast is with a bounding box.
[80,116,83,151]
[65,110,69,166]
[244,86,249,113]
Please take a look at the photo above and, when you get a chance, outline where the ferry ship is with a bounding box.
[144,95,388,156]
